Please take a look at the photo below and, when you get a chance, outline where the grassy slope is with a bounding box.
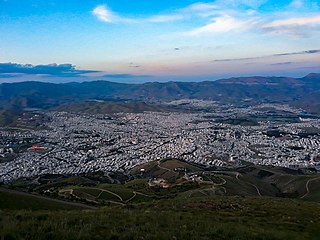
[7,160,320,207]
[1,196,320,240]
[0,191,84,211]
[2,160,320,239]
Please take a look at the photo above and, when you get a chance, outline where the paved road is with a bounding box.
[0,187,98,210]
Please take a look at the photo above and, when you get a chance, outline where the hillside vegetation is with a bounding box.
[2,159,320,239]
[5,160,320,206]
[1,195,320,240]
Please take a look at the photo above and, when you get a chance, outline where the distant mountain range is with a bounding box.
[1,73,320,113]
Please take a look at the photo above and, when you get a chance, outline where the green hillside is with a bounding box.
[1,196,320,240]
[2,159,320,239]
[0,189,94,211]
[5,159,320,207]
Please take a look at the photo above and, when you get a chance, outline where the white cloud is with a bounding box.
[92,2,220,24]
[93,4,184,24]
[262,15,320,36]
[91,2,320,38]
[187,10,320,37]
[183,2,218,12]
[264,15,320,28]
[147,2,219,23]
[92,5,134,23]
[92,5,115,23]
[187,15,253,35]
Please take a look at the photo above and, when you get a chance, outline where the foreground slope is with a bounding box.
[1,196,320,240]
[0,188,95,210]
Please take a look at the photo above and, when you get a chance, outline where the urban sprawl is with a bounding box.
[1,101,320,183]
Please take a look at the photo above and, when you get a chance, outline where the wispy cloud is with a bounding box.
[187,15,253,35]
[102,73,152,79]
[184,2,218,12]
[92,5,115,22]
[0,63,99,77]
[186,1,320,37]
[179,2,219,17]
[274,49,320,56]
[92,1,320,38]
[148,2,224,23]
[92,5,134,23]
[263,15,320,28]
[92,2,219,24]
[213,49,320,62]
[188,13,320,37]
[0,74,21,78]
[270,62,294,66]
[263,15,320,35]
[92,1,268,25]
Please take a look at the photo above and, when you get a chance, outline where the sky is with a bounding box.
[1,0,320,83]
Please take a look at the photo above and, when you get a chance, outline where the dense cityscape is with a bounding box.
[1,101,320,183]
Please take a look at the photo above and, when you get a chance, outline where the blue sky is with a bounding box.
[1,0,320,83]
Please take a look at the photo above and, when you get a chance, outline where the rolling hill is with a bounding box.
[2,161,320,239]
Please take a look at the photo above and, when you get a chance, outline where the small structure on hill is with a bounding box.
[140,168,145,176]
[148,178,170,189]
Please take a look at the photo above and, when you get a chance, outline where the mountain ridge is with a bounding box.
[1,73,320,113]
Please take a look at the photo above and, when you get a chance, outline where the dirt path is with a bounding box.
[125,192,137,202]
[249,183,262,196]
[157,160,178,176]
[92,188,123,202]
[71,188,152,205]
[134,191,152,197]
[234,172,261,196]
[216,177,227,186]
[236,173,241,180]
[122,190,151,203]
[301,176,320,199]
[0,187,97,209]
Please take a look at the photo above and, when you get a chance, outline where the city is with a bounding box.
[1,101,319,183]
